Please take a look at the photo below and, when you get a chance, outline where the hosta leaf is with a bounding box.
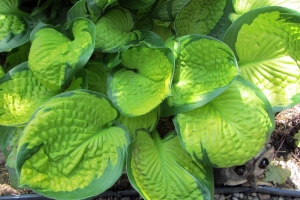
[162,34,239,116]
[231,0,300,21]
[135,4,154,30]
[28,18,95,90]
[108,42,174,116]
[0,0,29,16]
[0,62,59,126]
[175,0,227,37]
[5,42,30,72]
[118,106,160,138]
[174,76,275,167]
[0,126,22,188]
[207,0,233,40]
[141,29,165,47]
[223,7,300,112]
[86,0,118,22]
[83,60,109,94]
[118,0,156,9]
[16,89,130,200]
[127,129,214,200]
[0,15,33,52]
[151,21,174,42]
[94,7,143,53]
[64,70,88,92]
[67,0,88,23]
[152,0,189,22]
[90,0,117,10]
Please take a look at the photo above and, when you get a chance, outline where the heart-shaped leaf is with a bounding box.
[175,0,228,37]
[0,62,59,126]
[28,18,95,90]
[16,89,130,200]
[231,0,300,21]
[223,6,300,112]
[174,76,275,167]
[94,7,143,52]
[107,42,174,116]
[127,129,214,199]
[162,34,239,116]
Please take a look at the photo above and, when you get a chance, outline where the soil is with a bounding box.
[0,104,300,199]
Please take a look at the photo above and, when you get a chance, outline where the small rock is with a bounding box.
[279,197,285,200]
[233,193,240,197]
[253,197,259,200]
[271,197,279,200]
[232,197,239,200]
[252,193,258,197]
[248,196,253,200]
[220,194,226,200]
[225,194,232,199]
[239,193,244,199]
[214,194,220,200]
[258,193,270,200]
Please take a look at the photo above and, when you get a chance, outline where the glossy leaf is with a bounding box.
[28,18,95,90]
[118,106,160,138]
[127,129,214,199]
[174,76,275,167]
[94,7,143,52]
[223,7,300,112]
[16,89,130,200]
[0,62,59,126]
[175,0,227,37]
[162,34,239,116]
[107,42,174,116]
[231,0,300,21]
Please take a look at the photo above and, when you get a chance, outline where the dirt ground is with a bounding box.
[0,104,300,198]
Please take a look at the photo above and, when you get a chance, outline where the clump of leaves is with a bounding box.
[0,0,300,199]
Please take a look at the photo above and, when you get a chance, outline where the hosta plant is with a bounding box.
[0,0,299,199]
